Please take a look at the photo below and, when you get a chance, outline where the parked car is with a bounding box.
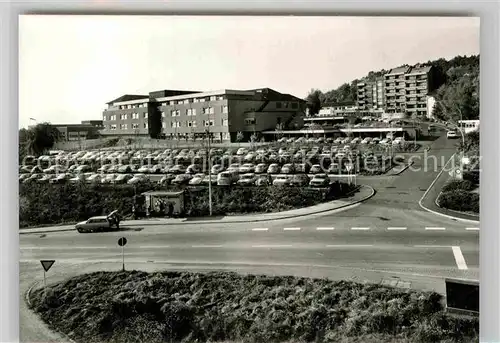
[290,174,310,187]
[189,173,205,185]
[169,164,187,174]
[75,210,120,233]
[392,137,404,145]
[237,173,258,186]
[186,164,202,174]
[309,174,330,187]
[48,173,71,184]
[239,163,255,174]
[42,165,67,174]
[158,173,176,185]
[217,171,238,186]
[255,174,272,186]
[295,163,309,174]
[310,164,324,174]
[211,164,224,174]
[23,173,43,183]
[380,138,392,145]
[361,137,372,144]
[86,174,103,184]
[172,174,193,185]
[101,173,117,184]
[97,164,113,173]
[137,165,152,173]
[447,130,459,139]
[128,173,149,185]
[227,163,241,173]
[202,174,218,186]
[273,175,292,186]
[281,163,295,174]
[351,137,362,144]
[328,163,341,174]
[236,148,248,156]
[267,163,281,174]
[112,174,133,184]
[254,163,268,174]
[38,174,56,183]
[19,173,30,182]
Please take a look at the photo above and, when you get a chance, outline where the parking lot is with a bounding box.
[19,135,415,188]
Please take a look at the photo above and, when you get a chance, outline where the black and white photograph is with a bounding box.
[19,15,480,342]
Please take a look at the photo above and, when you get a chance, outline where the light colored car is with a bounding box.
[128,173,149,185]
[244,153,257,162]
[101,173,117,184]
[286,137,295,143]
[42,165,67,174]
[280,163,295,174]
[158,174,176,185]
[86,174,103,184]
[112,174,133,184]
[75,210,120,234]
[217,171,237,186]
[254,163,268,174]
[227,163,241,173]
[447,130,459,139]
[273,175,292,186]
[370,137,381,145]
[237,173,258,186]
[19,173,30,182]
[202,174,218,186]
[236,148,248,156]
[189,173,206,185]
[380,138,392,145]
[277,137,287,143]
[239,163,255,174]
[186,164,202,174]
[361,137,372,144]
[172,174,193,185]
[211,164,224,174]
[169,164,187,174]
[310,164,323,174]
[267,163,281,174]
[309,174,330,187]
[392,137,404,145]
[38,174,56,183]
[341,137,351,144]
[137,165,151,173]
[351,137,362,144]
[255,174,272,186]
[334,137,343,144]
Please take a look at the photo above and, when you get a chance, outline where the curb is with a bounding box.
[20,186,375,233]
[25,280,77,343]
[419,154,480,224]
[435,191,480,222]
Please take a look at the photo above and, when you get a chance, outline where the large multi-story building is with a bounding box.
[101,88,306,142]
[357,78,385,111]
[383,64,435,116]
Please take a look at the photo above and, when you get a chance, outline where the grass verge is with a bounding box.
[30,270,478,343]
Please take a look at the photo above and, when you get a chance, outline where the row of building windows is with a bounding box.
[118,103,148,110]
[106,113,149,121]
[159,95,225,106]
[107,123,149,130]
[160,106,229,118]
[160,119,229,129]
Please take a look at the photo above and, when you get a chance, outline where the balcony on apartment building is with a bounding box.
[396,98,405,103]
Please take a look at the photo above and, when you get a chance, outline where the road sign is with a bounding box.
[118,237,127,271]
[40,260,55,272]
[118,237,127,246]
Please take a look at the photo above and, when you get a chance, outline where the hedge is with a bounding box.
[438,190,479,214]
[30,270,479,343]
[19,181,356,228]
[442,180,476,193]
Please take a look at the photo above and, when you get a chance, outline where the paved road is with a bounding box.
[19,127,480,342]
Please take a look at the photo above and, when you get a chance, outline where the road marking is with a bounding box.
[252,244,293,248]
[191,245,223,248]
[283,227,301,231]
[325,244,373,248]
[316,227,335,231]
[452,246,468,270]
[251,228,268,231]
[413,245,450,248]
[387,227,407,231]
[351,227,370,231]
[466,227,480,231]
[139,245,170,249]
[425,227,446,231]
[20,246,110,250]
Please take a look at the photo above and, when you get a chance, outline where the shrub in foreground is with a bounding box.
[30,271,479,343]
[438,190,479,214]
[442,180,475,193]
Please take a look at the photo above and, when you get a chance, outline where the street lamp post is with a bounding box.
[205,127,213,217]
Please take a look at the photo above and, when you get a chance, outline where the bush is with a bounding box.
[438,190,479,213]
[442,180,475,192]
[463,171,479,184]
[30,271,479,343]
[19,182,357,227]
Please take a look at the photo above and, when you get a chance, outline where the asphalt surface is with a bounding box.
[19,126,480,343]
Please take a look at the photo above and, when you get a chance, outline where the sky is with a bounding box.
[19,15,479,128]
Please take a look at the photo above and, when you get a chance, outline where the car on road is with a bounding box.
[290,174,310,187]
[267,163,281,174]
[273,175,292,186]
[237,173,258,186]
[447,130,459,139]
[309,174,330,187]
[128,173,149,185]
[158,173,176,185]
[75,210,120,233]
[255,174,272,186]
[172,174,193,185]
[189,173,206,185]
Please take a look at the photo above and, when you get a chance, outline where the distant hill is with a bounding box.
[306,54,479,121]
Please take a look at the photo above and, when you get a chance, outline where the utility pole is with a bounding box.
[206,119,213,216]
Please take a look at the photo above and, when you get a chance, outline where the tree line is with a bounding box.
[305,54,479,123]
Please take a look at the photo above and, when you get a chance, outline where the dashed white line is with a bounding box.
[251,228,269,231]
[425,227,446,231]
[316,227,335,231]
[326,244,373,248]
[351,227,370,231]
[466,227,480,231]
[191,245,223,248]
[452,246,468,270]
[252,244,293,248]
[283,227,301,231]
[387,227,407,231]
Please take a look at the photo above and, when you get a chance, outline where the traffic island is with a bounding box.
[28,270,479,343]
